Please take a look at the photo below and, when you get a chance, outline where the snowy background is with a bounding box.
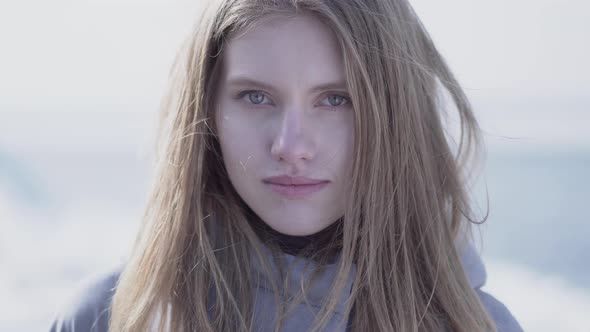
[1,1,589,331]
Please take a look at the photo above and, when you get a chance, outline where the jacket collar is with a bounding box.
[251,239,486,317]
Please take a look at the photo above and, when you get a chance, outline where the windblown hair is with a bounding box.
[110,0,495,331]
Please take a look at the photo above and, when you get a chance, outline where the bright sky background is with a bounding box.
[0,0,588,150]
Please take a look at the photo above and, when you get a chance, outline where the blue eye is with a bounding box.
[238,90,271,105]
[247,91,265,104]
[323,94,349,107]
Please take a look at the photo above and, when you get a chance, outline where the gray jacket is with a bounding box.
[49,244,523,331]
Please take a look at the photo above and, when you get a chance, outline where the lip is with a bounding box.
[262,175,330,199]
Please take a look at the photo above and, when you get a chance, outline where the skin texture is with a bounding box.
[215,14,355,236]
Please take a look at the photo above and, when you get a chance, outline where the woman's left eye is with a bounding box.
[320,94,350,107]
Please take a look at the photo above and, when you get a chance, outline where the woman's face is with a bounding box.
[215,14,354,236]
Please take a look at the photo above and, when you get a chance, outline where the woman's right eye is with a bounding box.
[237,90,272,106]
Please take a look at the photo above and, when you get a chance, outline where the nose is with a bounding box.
[270,109,315,167]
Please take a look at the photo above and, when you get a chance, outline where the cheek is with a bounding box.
[217,112,264,171]
[321,114,355,168]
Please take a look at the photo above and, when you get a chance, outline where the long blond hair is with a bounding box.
[110,0,496,331]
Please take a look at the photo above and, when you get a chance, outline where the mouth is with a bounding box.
[262,175,330,199]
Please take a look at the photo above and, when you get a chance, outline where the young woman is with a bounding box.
[51,0,523,331]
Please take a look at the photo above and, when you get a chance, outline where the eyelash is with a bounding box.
[236,90,351,108]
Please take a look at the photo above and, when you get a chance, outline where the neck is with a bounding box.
[244,205,343,258]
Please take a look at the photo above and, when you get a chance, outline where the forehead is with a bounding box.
[221,14,345,84]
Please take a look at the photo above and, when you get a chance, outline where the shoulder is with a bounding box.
[475,289,524,332]
[49,265,123,332]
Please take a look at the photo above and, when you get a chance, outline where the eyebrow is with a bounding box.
[225,76,348,94]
